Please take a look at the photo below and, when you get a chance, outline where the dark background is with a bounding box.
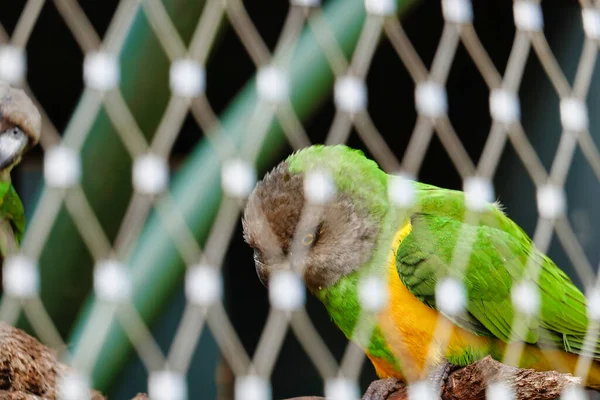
[1,1,598,399]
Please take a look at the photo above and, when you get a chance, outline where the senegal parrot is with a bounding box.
[242,144,599,399]
[0,82,40,260]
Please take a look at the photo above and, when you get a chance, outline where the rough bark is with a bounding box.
[435,356,582,400]
[0,322,129,399]
[285,356,584,400]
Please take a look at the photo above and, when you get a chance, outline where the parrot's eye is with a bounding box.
[300,222,323,247]
[302,233,315,246]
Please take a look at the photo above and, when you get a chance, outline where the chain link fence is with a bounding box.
[0,0,599,399]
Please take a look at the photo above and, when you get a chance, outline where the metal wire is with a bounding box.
[0,0,599,398]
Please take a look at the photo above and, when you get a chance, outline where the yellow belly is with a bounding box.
[367,221,600,387]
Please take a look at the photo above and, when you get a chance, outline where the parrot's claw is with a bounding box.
[426,360,455,396]
[361,377,404,400]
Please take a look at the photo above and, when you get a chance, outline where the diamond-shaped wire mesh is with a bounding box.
[1,0,600,399]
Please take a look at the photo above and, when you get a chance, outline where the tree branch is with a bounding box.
[285,356,583,400]
[434,356,582,400]
[0,322,140,399]
[0,323,583,400]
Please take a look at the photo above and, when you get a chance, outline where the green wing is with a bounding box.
[395,184,593,356]
[0,183,25,261]
[1,183,26,245]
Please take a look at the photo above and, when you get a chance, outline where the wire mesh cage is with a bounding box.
[0,0,599,399]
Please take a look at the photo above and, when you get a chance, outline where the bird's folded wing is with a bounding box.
[395,209,594,356]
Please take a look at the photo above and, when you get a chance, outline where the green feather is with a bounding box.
[397,186,591,354]
[0,182,26,259]
[1,183,26,244]
[316,271,401,370]
[287,145,389,218]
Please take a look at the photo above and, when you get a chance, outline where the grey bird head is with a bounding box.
[242,162,380,293]
[0,82,41,173]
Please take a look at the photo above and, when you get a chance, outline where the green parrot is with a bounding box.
[242,144,598,398]
[0,81,41,258]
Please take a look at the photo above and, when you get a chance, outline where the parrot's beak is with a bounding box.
[0,127,28,171]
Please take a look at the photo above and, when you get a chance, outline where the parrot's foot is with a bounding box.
[426,360,455,396]
[361,378,404,400]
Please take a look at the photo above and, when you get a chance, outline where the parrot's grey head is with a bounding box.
[242,162,380,292]
[0,81,41,174]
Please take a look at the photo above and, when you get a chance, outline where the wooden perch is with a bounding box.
[434,356,582,400]
[285,356,583,400]
[0,321,584,400]
[0,322,147,399]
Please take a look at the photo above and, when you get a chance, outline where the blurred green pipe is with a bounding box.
[68,0,417,393]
